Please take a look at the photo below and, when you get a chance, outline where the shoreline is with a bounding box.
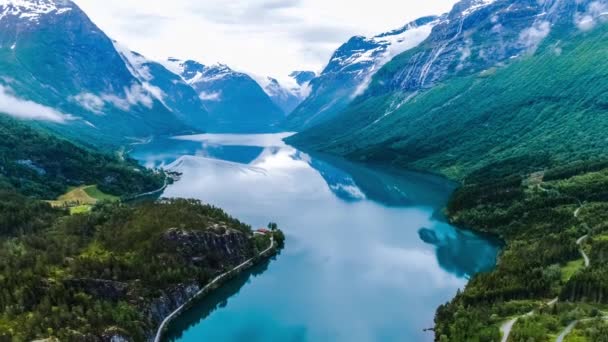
[152,236,278,342]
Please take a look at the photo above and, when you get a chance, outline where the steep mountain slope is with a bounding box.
[114,45,209,131]
[165,59,285,133]
[283,16,439,131]
[290,0,608,179]
[0,0,191,145]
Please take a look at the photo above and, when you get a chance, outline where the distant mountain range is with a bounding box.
[0,0,310,144]
[255,71,316,115]
[163,58,291,133]
[289,0,608,178]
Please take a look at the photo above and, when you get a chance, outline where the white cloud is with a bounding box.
[73,0,457,78]
[72,83,158,113]
[519,21,551,54]
[71,92,105,114]
[575,1,608,31]
[0,85,72,123]
[198,91,222,101]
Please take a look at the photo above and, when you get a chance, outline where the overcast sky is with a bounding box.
[74,0,457,79]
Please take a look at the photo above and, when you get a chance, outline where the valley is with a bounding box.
[1,0,608,341]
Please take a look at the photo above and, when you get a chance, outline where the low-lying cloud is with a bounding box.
[199,91,222,101]
[72,83,159,113]
[0,85,71,123]
[519,21,551,54]
[575,1,608,31]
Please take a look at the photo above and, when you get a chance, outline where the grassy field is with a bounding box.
[561,259,585,283]
[47,185,119,214]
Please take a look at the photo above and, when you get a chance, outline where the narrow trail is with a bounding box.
[153,237,275,342]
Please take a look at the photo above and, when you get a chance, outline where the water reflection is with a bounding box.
[418,227,499,279]
[131,133,499,342]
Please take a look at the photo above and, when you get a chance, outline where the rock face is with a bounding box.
[161,227,253,266]
[284,16,438,130]
[145,283,202,327]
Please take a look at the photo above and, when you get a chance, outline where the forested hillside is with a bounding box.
[289,22,608,179]
[0,114,284,341]
[0,115,165,199]
[435,157,608,341]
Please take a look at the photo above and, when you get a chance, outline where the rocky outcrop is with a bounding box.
[145,283,202,327]
[161,227,254,266]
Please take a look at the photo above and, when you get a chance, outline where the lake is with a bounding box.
[131,133,500,342]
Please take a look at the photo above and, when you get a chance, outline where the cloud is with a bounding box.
[519,21,551,54]
[71,83,159,113]
[73,0,458,78]
[0,85,72,123]
[575,1,608,31]
[71,92,105,114]
[199,91,222,101]
[104,83,155,110]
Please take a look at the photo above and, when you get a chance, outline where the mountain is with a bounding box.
[113,44,209,131]
[0,0,194,145]
[164,58,285,133]
[290,71,316,86]
[283,16,439,131]
[289,0,608,179]
[256,71,316,114]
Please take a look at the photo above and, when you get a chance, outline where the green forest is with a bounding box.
[434,156,608,341]
[0,115,165,199]
[0,116,283,341]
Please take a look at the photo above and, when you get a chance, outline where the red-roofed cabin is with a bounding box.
[255,228,270,235]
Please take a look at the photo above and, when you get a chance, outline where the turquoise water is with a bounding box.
[131,133,500,342]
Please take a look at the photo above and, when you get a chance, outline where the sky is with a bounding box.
[74,0,457,80]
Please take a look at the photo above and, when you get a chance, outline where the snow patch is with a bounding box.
[0,0,72,22]
[350,21,437,97]
[462,0,497,17]
[113,41,153,82]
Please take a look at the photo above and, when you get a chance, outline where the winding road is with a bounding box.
[500,189,589,342]
[576,235,590,268]
[153,236,275,342]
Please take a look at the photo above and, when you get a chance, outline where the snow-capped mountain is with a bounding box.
[0,0,191,144]
[289,0,608,175]
[284,16,439,130]
[369,0,578,94]
[164,58,285,133]
[255,71,316,114]
[113,44,209,130]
